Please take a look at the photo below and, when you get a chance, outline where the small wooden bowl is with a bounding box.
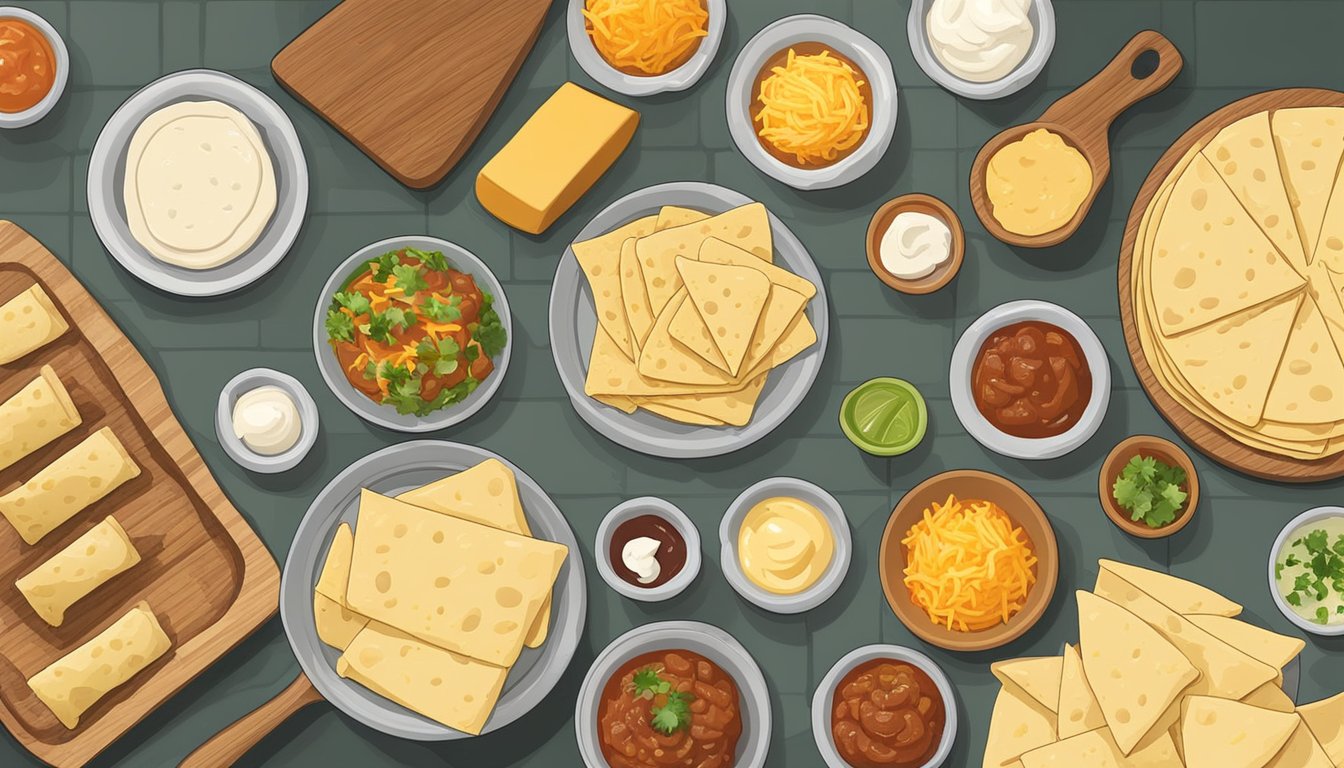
[866,193,965,295]
[1098,435,1199,539]
[879,469,1059,652]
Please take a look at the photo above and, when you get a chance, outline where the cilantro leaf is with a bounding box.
[1306,529,1330,556]
[1317,606,1331,624]
[650,691,694,735]
[632,667,667,698]
[423,295,463,323]
[392,263,428,297]
[371,251,399,283]
[472,293,508,357]
[325,309,355,343]
[360,307,415,344]
[405,247,450,272]
[415,337,461,376]
[333,291,371,316]
[1112,454,1189,529]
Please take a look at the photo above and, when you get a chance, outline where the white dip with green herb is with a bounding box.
[1275,514,1344,626]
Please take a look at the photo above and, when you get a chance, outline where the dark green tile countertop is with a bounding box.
[1,0,1341,766]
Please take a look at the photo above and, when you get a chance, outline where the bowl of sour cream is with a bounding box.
[909,0,1055,100]
[1270,506,1344,636]
[866,193,965,295]
[216,368,320,474]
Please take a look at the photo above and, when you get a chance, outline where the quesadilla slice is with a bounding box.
[1298,691,1344,766]
[983,684,1057,767]
[1150,154,1304,337]
[1241,682,1296,714]
[1272,107,1344,261]
[675,257,770,377]
[633,202,772,317]
[1058,643,1106,739]
[1264,298,1344,423]
[667,296,731,371]
[1180,696,1299,768]
[1264,720,1333,768]
[991,656,1062,714]
[573,215,658,360]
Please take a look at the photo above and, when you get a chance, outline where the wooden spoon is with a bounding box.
[970,30,1184,248]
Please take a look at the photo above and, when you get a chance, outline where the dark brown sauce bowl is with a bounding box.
[596,497,702,602]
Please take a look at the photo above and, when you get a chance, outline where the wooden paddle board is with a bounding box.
[272,0,552,189]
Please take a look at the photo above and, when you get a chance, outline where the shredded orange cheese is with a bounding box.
[754,49,870,166]
[583,0,709,76]
[901,495,1037,633]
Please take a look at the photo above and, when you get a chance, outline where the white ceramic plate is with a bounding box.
[566,0,726,96]
[1268,506,1344,637]
[0,7,68,128]
[950,300,1110,460]
[908,0,1056,101]
[726,14,897,190]
[549,182,828,458]
[311,235,511,433]
[87,70,308,297]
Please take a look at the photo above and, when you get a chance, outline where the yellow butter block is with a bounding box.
[476,83,638,234]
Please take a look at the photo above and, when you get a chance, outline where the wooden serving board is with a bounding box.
[1118,88,1344,483]
[272,0,552,189]
[0,221,279,766]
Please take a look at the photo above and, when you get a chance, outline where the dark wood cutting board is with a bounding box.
[272,0,552,189]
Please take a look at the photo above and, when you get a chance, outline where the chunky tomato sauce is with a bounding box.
[971,321,1092,439]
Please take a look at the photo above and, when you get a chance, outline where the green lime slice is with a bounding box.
[840,378,928,456]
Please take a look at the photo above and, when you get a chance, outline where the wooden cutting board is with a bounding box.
[272,0,552,189]
[0,221,279,766]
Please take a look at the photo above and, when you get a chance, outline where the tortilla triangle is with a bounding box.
[620,238,655,351]
[1264,720,1333,768]
[991,656,1062,714]
[1058,643,1106,739]
[1265,297,1344,423]
[1272,107,1344,261]
[573,214,658,360]
[676,257,770,377]
[1019,727,1180,768]
[633,202,772,318]
[984,684,1057,767]
[1180,696,1299,768]
[1298,692,1344,767]
[667,295,730,372]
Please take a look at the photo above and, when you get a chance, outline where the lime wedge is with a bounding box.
[840,378,927,456]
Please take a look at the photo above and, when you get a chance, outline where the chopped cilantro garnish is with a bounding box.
[473,291,508,357]
[415,337,461,376]
[1112,455,1188,529]
[333,290,371,316]
[325,309,355,343]
[423,294,463,323]
[629,666,693,735]
[371,251,399,283]
[392,263,428,297]
[405,247,450,272]
[360,307,414,344]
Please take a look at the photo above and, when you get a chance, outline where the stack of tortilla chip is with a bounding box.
[573,202,818,427]
[1131,107,1344,460]
[983,559,1344,768]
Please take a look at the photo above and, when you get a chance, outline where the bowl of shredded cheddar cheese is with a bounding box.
[568,0,725,97]
[726,14,898,190]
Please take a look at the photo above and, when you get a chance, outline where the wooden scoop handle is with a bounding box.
[1040,30,1183,145]
[179,672,322,768]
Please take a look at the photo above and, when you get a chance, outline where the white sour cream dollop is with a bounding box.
[232,386,302,456]
[926,0,1035,84]
[880,211,952,280]
[621,536,662,585]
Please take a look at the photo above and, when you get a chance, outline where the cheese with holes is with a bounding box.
[476,83,638,234]
[345,490,567,667]
[314,592,368,651]
[28,602,171,729]
[17,516,141,627]
[315,522,354,605]
[337,622,507,735]
[0,365,81,473]
[0,427,140,545]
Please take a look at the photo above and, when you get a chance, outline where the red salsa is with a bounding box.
[971,321,1092,439]
[0,18,56,114]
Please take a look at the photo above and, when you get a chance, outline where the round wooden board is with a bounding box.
[1119,88,1344,483]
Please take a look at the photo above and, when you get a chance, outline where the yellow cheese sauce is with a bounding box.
[985,128,1093,236]
[737,496,834,595]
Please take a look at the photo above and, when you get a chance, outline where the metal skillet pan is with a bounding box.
[180,441,586,765]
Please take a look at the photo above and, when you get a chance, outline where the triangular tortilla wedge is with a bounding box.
[1019,727,1180,768]
[1093,568,1276,699]
[657,205,709,229]
[314,592,369,651]
[668,295,731,372]
[676,256,771,377]
[638,289,738,386]
[1058,643,1106,739]
[1149,153,1304,336]
[1202,112,1309,273]
[1180,696,1299,768]
[1076,591,1200,754]
[1264,298,1344,423]
[1264,720,1333,768]
[1241,682,1296,714]
[698,237,817,298]
[574,214,658,360]
[634,374,767,427]
[620,237,656,351]
[991,657,1063,714]
[1298,692,1344,767]
[634,401,726,426]
[1184,615,1305,671]
[316,523,355,606]
[739,295,816,380]
[586,323,754,398]
[1272,107,1344,261]
[634,202,772,317]
[1315,190,1344,271]
[984,684,1058,767]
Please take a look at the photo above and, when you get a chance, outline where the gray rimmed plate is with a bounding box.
[575,621,771,768]
[595,497,702,602]
[214,367,319,474]
[312,235,512,433]
[87,69,308,297]
[566,0,726,97]
[720,477,851,614]
[282,441,586,739]
[549,182,829,458]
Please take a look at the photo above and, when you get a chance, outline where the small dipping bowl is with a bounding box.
[907,0,1055,101]
[1269,506,1344,637]
[0,7,69,129]
[866,193,965,294]
[596,497,701,602]
[720,477,851,614]
[1099,435,1199,539]
[812,644,959,768]
[566,0,726,97]
[215,368,320,474]
[840,378,928,457]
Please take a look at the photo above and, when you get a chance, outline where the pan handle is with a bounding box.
[180,671,322,768]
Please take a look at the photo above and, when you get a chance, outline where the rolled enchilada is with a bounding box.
[17,515,141,627]
[0,427,140,545]
[0,365,81,473]
[0,285,68,365]
[27,601,171,729]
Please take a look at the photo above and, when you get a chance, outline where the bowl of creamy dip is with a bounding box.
[1270,506,1344,636]
[596,497,702,603]
[215,368,320,474]
[908,0,1055,100]
[719,477,851,614]
[866,193,965,294]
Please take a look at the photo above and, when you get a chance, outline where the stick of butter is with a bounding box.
[476,83,638,234]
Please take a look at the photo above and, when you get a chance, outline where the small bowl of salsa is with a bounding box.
[812,644,957,768]
[950,299,1110,459]
[596,496,701,602]
[0,8,67,128]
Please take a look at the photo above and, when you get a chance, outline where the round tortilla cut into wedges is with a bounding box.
[1180,696,1299,768]
[1202,111,1309,275]
[1271,107,1344,261]
[1158,293,1303,428]
[574,215,659,360]
[1149,153,1304,337]
[1263,297,1344,423]
[675,256,771,378]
